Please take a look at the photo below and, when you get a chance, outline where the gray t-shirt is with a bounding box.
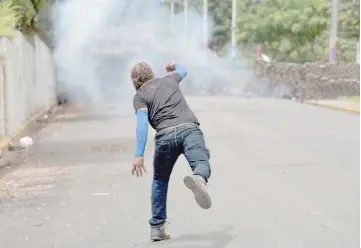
[133,73,199,131]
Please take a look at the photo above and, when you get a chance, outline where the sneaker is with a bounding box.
[150,221,171,242]
[183,175,212,209]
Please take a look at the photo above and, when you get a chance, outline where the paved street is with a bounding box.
[0,97,359,248]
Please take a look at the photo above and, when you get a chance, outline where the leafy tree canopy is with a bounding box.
[193,0,359,62]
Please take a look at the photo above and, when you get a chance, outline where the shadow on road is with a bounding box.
[154,226,236,248]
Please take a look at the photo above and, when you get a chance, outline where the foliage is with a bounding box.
[336,0,360,61]
[193,0,359,62]
[0,0,53,36]
[177,0,232,51]
[338,0,359,39]
[0,0,21,37]
[13,0,54,33]
[12,0,37,33]
[236,0,330,62]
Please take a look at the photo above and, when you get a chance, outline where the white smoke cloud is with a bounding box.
[51,0,244,112]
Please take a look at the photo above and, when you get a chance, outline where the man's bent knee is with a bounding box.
[192,162,211,181]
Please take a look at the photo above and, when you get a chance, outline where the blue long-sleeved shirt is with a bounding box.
[174,64,187,79]
[135,109,148,157]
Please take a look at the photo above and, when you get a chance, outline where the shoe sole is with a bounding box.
[183,176,212,209]
[150,235,171,242]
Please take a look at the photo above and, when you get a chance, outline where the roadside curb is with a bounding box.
[305,101,360,115]
[0,104,58,158]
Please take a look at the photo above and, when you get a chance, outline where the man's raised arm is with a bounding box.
[165,63,187,83]
[173,64,187,79]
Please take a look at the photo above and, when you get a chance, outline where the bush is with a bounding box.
[0,0,54,37]
[0,0,21,37]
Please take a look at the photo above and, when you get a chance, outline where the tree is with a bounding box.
[236,0,329,62]
[13,0,54,33]
[338,0,359,39]
[337,0,360,61]
[192,0,358,62]
[207,0,232,51]
[0,0,21,36]
[0,0,53,37]
[183,0,232,51]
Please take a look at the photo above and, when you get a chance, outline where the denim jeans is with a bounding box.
[149,123,211,227]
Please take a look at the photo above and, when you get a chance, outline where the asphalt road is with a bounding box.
[0,97,359,248]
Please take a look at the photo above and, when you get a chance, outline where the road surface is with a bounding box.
[0,97,359,248]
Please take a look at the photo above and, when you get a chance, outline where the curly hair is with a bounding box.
[131,62,155,90]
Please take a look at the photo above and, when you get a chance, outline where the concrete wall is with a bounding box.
[0,32,56,143]
[247,61,360,100]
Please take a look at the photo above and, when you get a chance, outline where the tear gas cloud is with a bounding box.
[51,0,252,112]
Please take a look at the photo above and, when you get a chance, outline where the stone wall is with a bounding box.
[247,61,360,100]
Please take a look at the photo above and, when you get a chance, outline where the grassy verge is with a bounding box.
[339,97,360,103]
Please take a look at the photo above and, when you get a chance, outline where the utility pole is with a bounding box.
[356,41,360,64]
[184,0,188,47]
[231,0,237,68]
[170,1,175,36]
[164,0,185,38]
[329,0,339,62]
[202,0,208,56]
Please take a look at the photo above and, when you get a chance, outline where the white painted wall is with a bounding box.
[0,32,56,140]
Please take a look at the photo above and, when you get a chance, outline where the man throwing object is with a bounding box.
[131,62,212,241]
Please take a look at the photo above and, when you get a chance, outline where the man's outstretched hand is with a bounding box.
[132,157,147,177]
[165,63,175,72]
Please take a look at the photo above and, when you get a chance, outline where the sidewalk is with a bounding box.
[306,99,360,114]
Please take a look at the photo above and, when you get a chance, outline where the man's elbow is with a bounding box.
[179,70,187,79]
[137,107,148,112]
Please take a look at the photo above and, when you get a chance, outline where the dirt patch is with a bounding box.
[0,105,67,172]
[0,165,69,201]
[0,105,71,201]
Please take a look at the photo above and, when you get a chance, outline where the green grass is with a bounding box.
[341,96,360,103]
